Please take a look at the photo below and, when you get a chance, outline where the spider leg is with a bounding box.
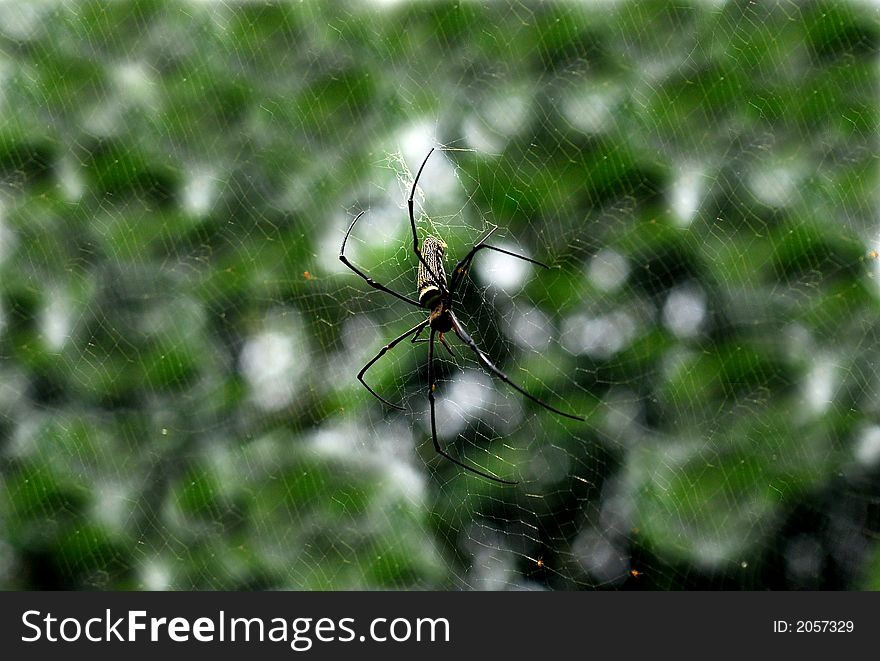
[427,328,517,485]
[407,148,445,291]
[412,328,457,358]
[439,333,457,358]
[450,239,551,294]
[358,319,430,411]
[339,211,422,307]
[449,311,585,421]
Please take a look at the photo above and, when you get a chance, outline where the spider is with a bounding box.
[339,148,584,484]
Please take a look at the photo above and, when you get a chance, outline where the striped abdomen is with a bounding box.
[417,236,447,309]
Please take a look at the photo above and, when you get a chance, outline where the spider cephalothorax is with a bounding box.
[339,148,584,484]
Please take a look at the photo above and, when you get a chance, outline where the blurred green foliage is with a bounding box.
[0,0,879,589]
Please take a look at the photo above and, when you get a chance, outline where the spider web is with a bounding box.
[1,0,879,591]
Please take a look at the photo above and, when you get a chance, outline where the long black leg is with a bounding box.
[450,238,551,294]
[358,319,429,410]
[408,148,445,292]
[427,328,517,484]
[340,211,422,307]
[412,326,456,357]
[449,311,584,421]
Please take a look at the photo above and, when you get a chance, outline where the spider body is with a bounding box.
[428,304,453,334]
[417,236,448,310]
[419,236,454,337]
[339,148,584,484]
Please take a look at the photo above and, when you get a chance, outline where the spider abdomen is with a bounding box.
[417,235,447,309]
